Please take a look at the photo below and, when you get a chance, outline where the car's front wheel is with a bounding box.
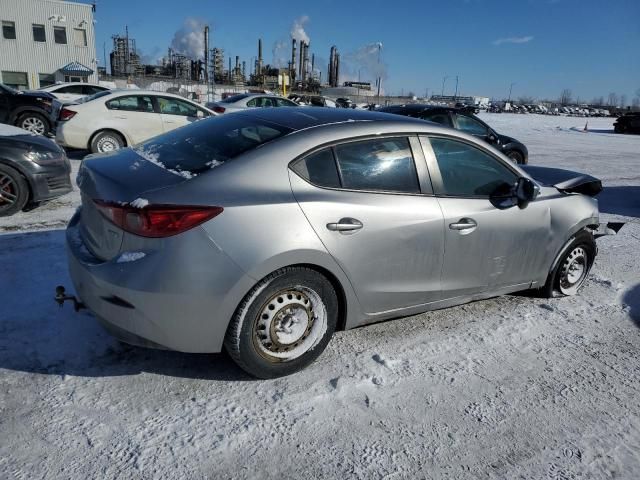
[541,230,596,297]
[0,164,29,217]
[17,112,49,135]
[506,150,525,164]
[224,267,338,378]
[90,130,125,153]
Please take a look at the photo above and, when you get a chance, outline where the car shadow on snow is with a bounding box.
[597,186,640,218]
[622,284,640,329]
[0,229,253,381]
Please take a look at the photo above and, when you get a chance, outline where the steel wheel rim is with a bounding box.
[22,117,45,135]
[559,247,588,295]
[97,136,120,152]
[253,286,327,362]
[0,173,18,208]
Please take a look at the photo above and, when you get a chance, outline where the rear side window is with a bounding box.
[134,115,292,175]
[291,149,341,188]
[422,111,453,127]
[455,115,488,136]
[429,137,517,196]
[334,138,420,193]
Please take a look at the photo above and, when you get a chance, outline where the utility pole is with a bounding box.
[376,43,382,105]
[441,75,449,97]
[454,75,459,99]
[508,82,516,102]
[424,87,429,99]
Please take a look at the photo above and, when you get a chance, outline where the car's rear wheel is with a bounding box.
[224,267,338,379]
[541,230,596,297]
[90,130,125,153]
[614,124,625,134]
[0,164,29,217]
[506,150,525,164]
[17,112,49,135]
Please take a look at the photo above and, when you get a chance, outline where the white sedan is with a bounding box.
[38,82,110,102]
[206,93,298,114]
[56,90,216,153]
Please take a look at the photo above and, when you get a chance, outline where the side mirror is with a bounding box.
[487,130,499,144]
[196,110,204,119]
[515,177,538,209]
[490,177,538,209]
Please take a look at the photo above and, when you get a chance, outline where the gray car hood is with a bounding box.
[521,165,602,197]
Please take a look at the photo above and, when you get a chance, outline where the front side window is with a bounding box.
[106,95,154,113]
[53,26,67,44]
[276,98,297,107]
[291,149,341,188]
[157,97,199,116]
[429,137,517,197]
[32,24,46,42]
[334,138,420,193]
[73,28,87,46]
[55,85,84,94]
[455,114,488,136]
[2,21,16,39]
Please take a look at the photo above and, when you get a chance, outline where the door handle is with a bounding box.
[449,218,477,230]
[326,218,363,232]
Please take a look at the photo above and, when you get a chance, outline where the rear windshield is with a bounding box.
[134,114,292,175]
[221,94,250,103]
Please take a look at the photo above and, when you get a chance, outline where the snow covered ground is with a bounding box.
[1,114,639,479]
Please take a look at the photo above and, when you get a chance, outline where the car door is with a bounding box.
[289,136,445,314]
[452,113,498,145]
[157,96,206,132]
[105,95,163,144]
[421,136,549,299]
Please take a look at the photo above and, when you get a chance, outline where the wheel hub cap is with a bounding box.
[559,247,588,294]
[22,117,45,134]
[0,174,17,207]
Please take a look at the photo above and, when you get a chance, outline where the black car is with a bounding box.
[335,97,355,108]
[0,125,72,216]
[0,83,56,135]
[614,112,640,134]
[377,104,529,164]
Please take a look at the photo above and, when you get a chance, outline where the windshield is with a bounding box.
[133,114,293,176]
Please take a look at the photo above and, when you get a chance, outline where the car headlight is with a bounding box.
[25,149,64,166]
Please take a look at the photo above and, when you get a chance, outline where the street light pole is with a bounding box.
[454,75,459,99]
[441,75,449,97]
[376,43,382,105]
[508,82,516,102]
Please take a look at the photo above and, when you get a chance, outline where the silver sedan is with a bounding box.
[64,108,603,378]
[206,93,299,114]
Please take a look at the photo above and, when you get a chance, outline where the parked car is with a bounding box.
[38,82,110,103]
[289,94,338,108]
[614,112,640,134]
[0,124,71,216]
[56,90,216,153]
[377,104,529,164]
[206,94,298,114]
[61,107,606,378]
[335,98,356,108]
[0,83,56,135]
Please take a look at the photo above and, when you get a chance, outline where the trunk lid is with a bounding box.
[76,148,185,260]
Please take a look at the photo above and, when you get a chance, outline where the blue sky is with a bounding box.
[88,0,639,102]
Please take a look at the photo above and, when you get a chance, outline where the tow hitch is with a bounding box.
[55,285,85,312]
[594,222,625,239]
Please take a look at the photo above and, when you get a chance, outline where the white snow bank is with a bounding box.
[133,146,196,179]
[0,124,34,136]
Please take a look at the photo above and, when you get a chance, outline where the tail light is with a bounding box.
[213,106,226,114]
[59,108,77,121]
[94,201,223,238]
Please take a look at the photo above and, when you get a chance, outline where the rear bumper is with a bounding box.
[56,122,89,149]
[65,211,255,353]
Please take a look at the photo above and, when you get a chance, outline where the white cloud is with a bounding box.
[492,36,534,46]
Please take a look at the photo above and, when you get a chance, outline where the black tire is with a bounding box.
[506,150,525,164]
[541,230,596,298]
[16,112,50,135]
[0,163,29,217]
[224,267,338,379]
[90,130,125,153]
[614,124,625,134]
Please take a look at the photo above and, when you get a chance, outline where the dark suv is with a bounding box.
[377,104,529,164]
[614,112,640,134]
[0,83,56,135]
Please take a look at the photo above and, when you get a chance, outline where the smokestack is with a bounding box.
[235,55,239,71]
[299,41,304,79]
[311,53,315,79]
[203,26,209,82]
[335,53,340,87]
[242,61,246,80]
[303,42,309,82]
[258,38,263,76]
[329,46,336,87]
[228,57,232,82]
[291,38,297,80]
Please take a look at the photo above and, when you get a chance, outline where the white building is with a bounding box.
[0,0,97,90]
